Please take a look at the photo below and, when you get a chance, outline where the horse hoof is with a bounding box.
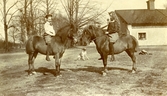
[29,73,33,76]
[104,69,108,73]
[54,74,62,77]
[102,71,107,76]
[110,59,115,62]
[132,70,136,74]
[57,74,62,78]
[46,57,51,61]
[32,71,37,75]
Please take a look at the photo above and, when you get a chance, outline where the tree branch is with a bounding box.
[6,0,19,16]
[7,8,20,25]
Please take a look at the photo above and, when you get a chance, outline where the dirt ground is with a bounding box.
[0,44,167,96]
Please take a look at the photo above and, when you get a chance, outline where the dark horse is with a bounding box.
[26,25,76,76]
[81,25,139,75]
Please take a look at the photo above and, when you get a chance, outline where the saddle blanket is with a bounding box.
[108,33,119,42]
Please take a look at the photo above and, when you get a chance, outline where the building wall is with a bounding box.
[128,25,167,46]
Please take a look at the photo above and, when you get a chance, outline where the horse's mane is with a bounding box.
[84,25,99,30]
[86,25,127,38]
[57,24,71,34]
[52,24,72,44]
[84,25,105,36]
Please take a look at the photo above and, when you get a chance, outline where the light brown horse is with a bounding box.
[26,25,77,76]
[81,25,139,76]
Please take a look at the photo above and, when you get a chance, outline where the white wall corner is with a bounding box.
[127,25,132,35]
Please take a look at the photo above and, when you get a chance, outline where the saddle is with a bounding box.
[108,33,119,42]
[43,33,53,44]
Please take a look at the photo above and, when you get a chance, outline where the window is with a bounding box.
[138,33,146,40]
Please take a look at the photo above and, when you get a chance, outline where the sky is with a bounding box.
[94,0,167,15]
[0,0,167,39]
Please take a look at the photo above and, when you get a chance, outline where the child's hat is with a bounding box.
[82,48,86,50]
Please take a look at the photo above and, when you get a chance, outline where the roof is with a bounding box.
[115,9,167,25]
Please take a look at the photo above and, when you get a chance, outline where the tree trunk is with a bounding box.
[3,0,9,52]
[46,0,49,14]
[69,0,74,25]
[30,0,34,35]
[4,24,8,51]
[75,0,79,33]
[24,0,30,39]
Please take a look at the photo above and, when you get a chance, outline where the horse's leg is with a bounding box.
[28,52,38,75]
[97,47,103,60]
[102,53,108,76]
[31,52,38,74]
[98,54,103,60]
[28,53,34,75]
[125,50,137,73]
[109,42,115,61]
[54,53,60,76]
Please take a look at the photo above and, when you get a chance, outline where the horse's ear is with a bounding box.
[68,29,73,37]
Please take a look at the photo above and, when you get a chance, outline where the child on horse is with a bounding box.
[44,14,56,61]
[105,11,119,61]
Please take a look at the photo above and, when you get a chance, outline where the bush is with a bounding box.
[0,39,4,49]
[0,40,22,49]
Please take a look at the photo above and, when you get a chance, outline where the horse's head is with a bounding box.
[81,25,103,45]
[56,25,78,47]
[68,29,78,44]
[66,25,78,45]
[81,26,92,45]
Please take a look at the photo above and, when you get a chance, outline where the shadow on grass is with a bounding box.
[69,66,132,74]
[25,67,65,76]
[25,66,131,75]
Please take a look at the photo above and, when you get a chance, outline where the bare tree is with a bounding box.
[41,0,57,14]
[2,0,20,51]
[8,26,20,46]
[18,0,46,38]
[60,0,111,33]
[15,0,29,44]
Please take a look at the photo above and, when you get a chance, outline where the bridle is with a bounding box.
[84,30,107,43]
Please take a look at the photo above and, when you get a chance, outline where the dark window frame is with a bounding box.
[138,32,146,40]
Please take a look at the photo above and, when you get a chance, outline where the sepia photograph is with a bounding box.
[0,0,167,95]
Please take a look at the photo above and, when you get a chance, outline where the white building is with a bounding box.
[115,0,167,46]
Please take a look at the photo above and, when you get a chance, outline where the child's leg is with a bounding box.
[81,56,85,60]
[85,55,89,60]
[76,55,81,60]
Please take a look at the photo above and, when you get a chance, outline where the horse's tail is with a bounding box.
[131,35,139,52]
